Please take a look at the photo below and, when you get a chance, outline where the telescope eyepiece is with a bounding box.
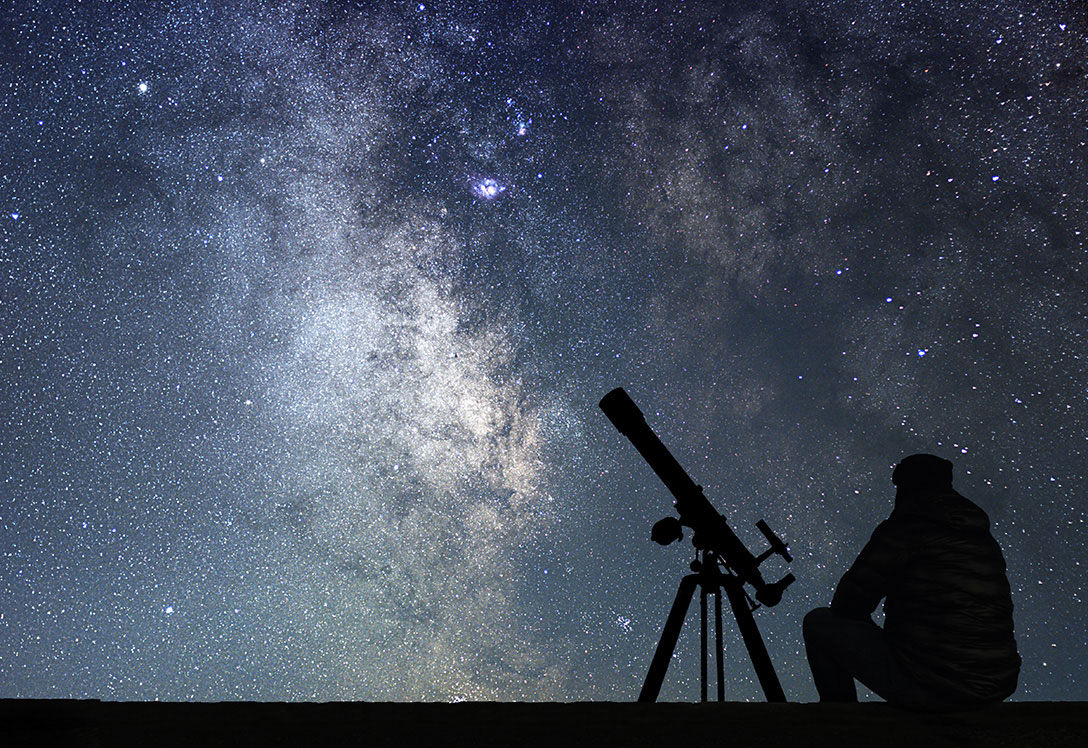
[754,574,796,608]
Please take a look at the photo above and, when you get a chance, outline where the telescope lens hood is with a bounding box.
[599,387,645,437]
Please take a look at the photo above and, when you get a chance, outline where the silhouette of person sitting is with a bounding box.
[804,454,1021,709]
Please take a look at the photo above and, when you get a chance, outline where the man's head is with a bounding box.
[892,453,954,492]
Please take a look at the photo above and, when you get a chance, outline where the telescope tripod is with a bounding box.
[639,549,786,703]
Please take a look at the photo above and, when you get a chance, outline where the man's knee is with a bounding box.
[803,607,835,643]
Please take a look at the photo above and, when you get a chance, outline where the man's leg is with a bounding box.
[803,607,867,700]
[803,607,926,704]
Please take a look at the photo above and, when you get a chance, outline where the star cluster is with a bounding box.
[0,0,1085,702]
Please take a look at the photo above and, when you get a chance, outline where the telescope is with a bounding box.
[599,387,795,702]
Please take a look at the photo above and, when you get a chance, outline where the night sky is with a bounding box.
[1,0,1085,702]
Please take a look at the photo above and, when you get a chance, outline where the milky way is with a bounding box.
[1,0,1085,701]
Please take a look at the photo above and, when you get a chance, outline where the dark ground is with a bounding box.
[4,700,1087,747]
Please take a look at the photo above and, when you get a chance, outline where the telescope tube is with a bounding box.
[600,387,788,606]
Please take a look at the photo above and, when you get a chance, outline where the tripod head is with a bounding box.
[599,387,795,608]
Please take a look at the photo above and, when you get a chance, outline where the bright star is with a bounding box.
[137,82,149,94]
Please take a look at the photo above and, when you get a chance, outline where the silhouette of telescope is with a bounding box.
[599,387,794,607]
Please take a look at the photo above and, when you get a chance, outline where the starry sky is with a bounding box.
[1,0,1085,702]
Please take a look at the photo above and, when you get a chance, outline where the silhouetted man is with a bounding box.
[804,454,1020,709]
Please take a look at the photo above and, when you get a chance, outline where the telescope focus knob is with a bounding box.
[651,517,683,546]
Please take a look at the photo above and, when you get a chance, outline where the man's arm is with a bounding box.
[830,520,902,620]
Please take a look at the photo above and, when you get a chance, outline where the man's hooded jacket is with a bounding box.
[831,486,1021,703]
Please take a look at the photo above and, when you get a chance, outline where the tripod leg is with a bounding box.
[715,589,724,702]
[722,576,786,702]
[639,574,699,703]
[700,586,708,702]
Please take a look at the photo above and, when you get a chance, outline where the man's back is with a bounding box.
[832,487,1021,703]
